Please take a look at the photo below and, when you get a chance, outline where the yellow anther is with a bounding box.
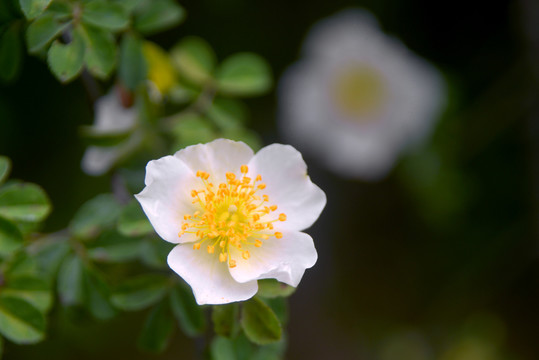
[178,231,184,237]
[182,165,282,264]
[274,232,283,239]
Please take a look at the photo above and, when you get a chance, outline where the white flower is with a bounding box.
[81,89,137,176]
[135,139,326,305]
[278,9,446,180]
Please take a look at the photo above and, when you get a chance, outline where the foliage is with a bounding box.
[0,0,282,358]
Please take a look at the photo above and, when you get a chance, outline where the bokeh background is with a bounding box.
[1,0,539,359]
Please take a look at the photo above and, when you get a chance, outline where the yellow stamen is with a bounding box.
[180,165,287,268]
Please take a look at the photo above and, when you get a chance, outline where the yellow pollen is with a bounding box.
[180,165,287,268]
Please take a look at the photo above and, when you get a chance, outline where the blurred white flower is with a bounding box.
[135,139,326,304]
[81,89,137,176]
[278,9,446,180]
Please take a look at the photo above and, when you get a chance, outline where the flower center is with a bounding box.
[331,64,386,120]
[178,165,286,268]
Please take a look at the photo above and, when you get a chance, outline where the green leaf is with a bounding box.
[216,53,272,97]
[207,98,247,130]
[57,255,84,306]
[19,0,51,20]
[45,2,72,18]
[241,297,281,345]
[0,335,3,357]
[2,276,52,313]
[111,0,143,12]
[0,23,23,83]
[0,156,11,185]
[81,0,129,31]
[119,32,147,91]
[0,216,23,257]
[212,303,239,338]
[139,237,173,269]
[26,234,70,280]
[264,297,288,326]
[0,295,45,344]
[137,300,174,353]
[3,251,39,278]
[47,30,85,83]
[169,285,205,337]
[221,128,262,151]
[210,336,237,360]
[110,274,169,311]
[26,13,70,53]
[69,194,121,240]
[210,334,256,360]
[133,0,185,35]
[0,182,51,225]
[79,24,116,79]
[79,125,133,147]
[170,113,216,151]
[171,36,215,86]
[87,230,142,263]
[82,267,116,320]
[257,279,295,299]
[117,200,153,237]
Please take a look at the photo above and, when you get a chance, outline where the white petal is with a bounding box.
[135,155,200,244]
[229,231,317,287]
[175,139,254,184]
[81,146,121,176]
[247,144,326,231]
[94,90,136,132]
[168,244,258,305]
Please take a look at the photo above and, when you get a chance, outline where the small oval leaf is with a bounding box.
[0,295,46,344]
[110,274,169,311]
[0,183,51,224]
[241,297,282,345]
[216,53,272,97]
